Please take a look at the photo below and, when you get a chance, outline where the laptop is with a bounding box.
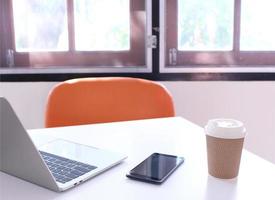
[0,97,127,192]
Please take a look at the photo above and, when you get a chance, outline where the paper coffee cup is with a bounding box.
[205,119,246,179]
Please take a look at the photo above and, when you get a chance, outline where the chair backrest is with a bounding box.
[45,77,175,128]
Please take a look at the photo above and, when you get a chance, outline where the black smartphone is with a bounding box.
[126,153,184,184]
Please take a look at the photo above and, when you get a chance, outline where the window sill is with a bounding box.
[160,66,275,73]
[1,66,275,82]
[0,66,151,74]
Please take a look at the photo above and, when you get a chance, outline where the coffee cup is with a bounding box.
[205,119,246,179]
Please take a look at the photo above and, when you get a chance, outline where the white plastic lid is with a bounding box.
[205,118,246,139]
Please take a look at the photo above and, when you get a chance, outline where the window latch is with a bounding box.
[147,35,158,49]
[152,27,160,33]
[6,49,14,67]
[169,48,177,66]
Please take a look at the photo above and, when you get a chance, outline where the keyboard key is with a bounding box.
[51,163,59,168]
[61,167,71,172]
[74,166,91,173]
[54,160,63,164]
[57,179,66,184]
[66,163,76,168]
[52,168,62,174]
[81,163,92,168]
[59,171,67,175]
[65,173,79,179]
[67,160,78,164]
[49,158,56,162]
[85,165,97,171]
[43,156,50,160]
[56,166,67,170]
[71,170,86,176]
[49,166,56,170]
[61,161,71,166]
[62,177,72,183]
[45,161,52,165]
[52,173,63,180]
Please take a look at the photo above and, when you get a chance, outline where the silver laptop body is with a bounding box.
[0,97,127,192]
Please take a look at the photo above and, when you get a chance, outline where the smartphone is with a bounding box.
[126,153,184,184]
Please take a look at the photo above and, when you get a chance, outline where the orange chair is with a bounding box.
[45,77,175,128]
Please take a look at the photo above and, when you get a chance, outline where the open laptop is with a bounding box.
[0,97,127,192]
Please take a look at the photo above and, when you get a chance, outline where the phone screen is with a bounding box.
[127,153,184,183]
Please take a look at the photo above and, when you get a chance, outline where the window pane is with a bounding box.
[12,0,68,52]
[241,0,275,51]
[178,0,234,51]
[74,0,130,51]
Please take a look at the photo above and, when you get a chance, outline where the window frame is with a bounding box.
[160,0,275,73]
[1,0,152,73]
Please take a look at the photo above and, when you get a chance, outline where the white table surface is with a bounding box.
[0,117,274,200]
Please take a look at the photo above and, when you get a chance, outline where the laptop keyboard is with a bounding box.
[39,151,97,184]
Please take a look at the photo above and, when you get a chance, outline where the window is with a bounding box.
[162,0,275,70]
[240,0,275,51]
[2,0,151,69]
[1,0,275,81]
[74,0,130,51]
[177,0,233,51]
[13,0,69,52]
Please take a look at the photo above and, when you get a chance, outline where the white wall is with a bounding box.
[0,81,275,164]
[164,81,275,164]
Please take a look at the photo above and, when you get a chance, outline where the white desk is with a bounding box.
[1,117,275,200]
